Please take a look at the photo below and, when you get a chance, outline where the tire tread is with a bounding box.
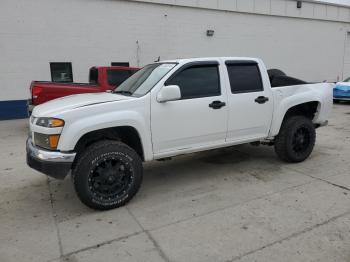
[72,140,142,210]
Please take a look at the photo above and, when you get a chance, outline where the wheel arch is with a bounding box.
[73,126,145,162]
[270,100,321,136]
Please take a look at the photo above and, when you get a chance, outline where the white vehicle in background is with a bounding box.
[26,57,333,210]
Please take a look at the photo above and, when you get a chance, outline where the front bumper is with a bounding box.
[26,138,76,179]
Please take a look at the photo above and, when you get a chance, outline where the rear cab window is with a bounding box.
[225,61,263,93]
[107,70,132,86]
[89,67,98,84]
[165,62,220,99]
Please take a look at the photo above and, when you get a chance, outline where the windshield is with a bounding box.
[114,63,176,97]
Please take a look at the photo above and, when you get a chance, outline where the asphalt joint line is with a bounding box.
[59,231,142,260]
[126,207,171,262]
[285,165,350,192]
[51,206,169,261]
[144,230,171,262]
[314,177,350,192]
[229,209,350,262]
[47,178,64,258]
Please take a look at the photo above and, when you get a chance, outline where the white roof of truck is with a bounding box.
[160,57,261,64]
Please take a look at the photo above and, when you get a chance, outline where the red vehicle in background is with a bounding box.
[28,66,139,114]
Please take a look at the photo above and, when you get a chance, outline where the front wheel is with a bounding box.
[72,140,143,210]
[274,116,316,163]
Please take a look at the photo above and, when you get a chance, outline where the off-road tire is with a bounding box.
[72,140,143,210]
[274,116,316,163]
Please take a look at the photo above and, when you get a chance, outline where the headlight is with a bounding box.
[34,133,60,150]
[36,117,64,128]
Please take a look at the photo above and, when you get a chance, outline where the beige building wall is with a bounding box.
[1,0,350,102]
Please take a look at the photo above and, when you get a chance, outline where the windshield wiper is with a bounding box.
[114,90,132,96]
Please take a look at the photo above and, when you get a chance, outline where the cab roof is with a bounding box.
[159,57,261,64]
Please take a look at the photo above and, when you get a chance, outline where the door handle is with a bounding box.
[209,100,226,109]
[255,96,269,104]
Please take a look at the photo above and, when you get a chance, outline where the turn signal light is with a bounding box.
[48,135,60,149]
[51,119,65,127]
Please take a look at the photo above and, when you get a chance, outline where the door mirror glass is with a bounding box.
[157,85,181,103]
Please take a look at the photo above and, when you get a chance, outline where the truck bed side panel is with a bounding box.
[269,83,333,136]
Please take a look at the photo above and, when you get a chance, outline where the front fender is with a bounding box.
[58,110,153,161]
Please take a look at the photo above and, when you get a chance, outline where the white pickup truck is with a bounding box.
[27,57,333,210]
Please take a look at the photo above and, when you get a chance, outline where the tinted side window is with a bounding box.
[226,63,263,93]
[107,70,132,86]
[167,65,220,99]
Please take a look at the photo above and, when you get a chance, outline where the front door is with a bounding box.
[151,62,228,157]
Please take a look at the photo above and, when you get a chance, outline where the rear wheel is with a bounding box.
[72,140,143,210]
[274,116,316,163]
[333,99,340,104]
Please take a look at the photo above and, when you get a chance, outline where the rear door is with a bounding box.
[225,61,273,142]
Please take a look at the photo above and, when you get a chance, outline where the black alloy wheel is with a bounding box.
[274,116,316,163]
[291,127,311,155]
[73,140,143,210]
[88,157,133,202]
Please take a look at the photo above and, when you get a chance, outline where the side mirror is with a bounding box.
[157,85,181,103]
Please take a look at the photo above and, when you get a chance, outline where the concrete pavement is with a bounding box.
[0,103,349,262]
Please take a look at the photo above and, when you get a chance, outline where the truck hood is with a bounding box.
[32,92,132,117]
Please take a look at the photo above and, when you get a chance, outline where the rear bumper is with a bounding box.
[26,138,76,179]
[27,99,35,116]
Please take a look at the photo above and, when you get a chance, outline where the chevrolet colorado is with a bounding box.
[26,57,333,210]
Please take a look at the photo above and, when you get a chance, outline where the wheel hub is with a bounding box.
[292,127,310,154]
[88,157,133,200]
[107,175,115,183]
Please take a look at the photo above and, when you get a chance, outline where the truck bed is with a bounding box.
[32,81,98,87]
